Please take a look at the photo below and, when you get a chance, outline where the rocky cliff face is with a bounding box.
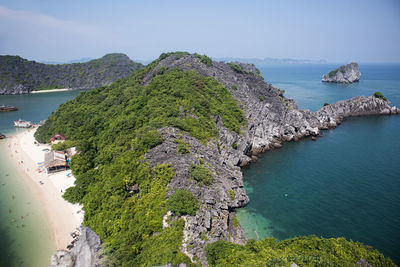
[139,54,398,264]
[48,227,105,267]
[0,54,143,94]
[322,62,361,83]
[47,54,399,266]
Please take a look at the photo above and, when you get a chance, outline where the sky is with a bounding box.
[0,0,399,63]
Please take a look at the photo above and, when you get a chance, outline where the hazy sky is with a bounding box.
[0,0,399,63]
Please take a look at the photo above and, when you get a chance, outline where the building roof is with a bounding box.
[45,151,66,168]
[50,134,66,141]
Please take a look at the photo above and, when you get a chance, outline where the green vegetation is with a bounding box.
[36,69,245,144]
[231,142,238,150]
[177,138,190,154]
[34,54,246,266]
[326,67,345,77]
[0,54,143,94]
[258,95,265,102]
[231,85,237,90]
[232,217,238,227]
[206,236,395,266]
[228,63,246,74]
[373,91,388,101]
[33,55,246,265]
[51,140,77,151]
[328,69,338,77]
[34,52,393,265]
[323,102,330,106]
[189,164,214,186]
[229,189,235,201]
[195,53,213,67]
[156,66,168,75]
[167,189,199,216]
[159,51,190,61]
[133,219,190,266]
[200,232,209,242]
[227,62,262,79]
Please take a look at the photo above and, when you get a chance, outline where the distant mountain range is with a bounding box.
[214,57,327,65]
[0,53,143,95]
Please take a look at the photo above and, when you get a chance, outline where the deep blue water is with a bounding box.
[236,64,400,264]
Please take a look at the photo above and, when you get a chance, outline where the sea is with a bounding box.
[0,65,399,266]
[236,64,400,264]
[0,90,82,267]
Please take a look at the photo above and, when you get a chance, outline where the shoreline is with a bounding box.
[4,128,83,250]
[31,88,73,94]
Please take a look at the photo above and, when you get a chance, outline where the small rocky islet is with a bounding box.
[42,53,399,266]
[322,62,361,83]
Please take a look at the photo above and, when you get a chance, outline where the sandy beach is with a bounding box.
[31,88,72,94]
[4,128,83,250]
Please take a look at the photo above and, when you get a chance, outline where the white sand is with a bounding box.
[30,89,71,93]
[5,128,83,250]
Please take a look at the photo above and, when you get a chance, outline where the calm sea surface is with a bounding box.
[237,64,400,264]
[0,90,82,267]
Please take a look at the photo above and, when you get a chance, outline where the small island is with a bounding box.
[322,62,361,83]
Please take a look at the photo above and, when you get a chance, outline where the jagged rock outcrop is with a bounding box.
[0,54,143,94]
[355,259,372,267]
[138,54,399,265]
[48,227,105,267]
[46,53,398,266]
[322,62,361,83]
[145,127,248,265]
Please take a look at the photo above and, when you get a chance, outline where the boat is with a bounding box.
[0,105,18,112]
[13,119,33,128]
[0,133,5,139]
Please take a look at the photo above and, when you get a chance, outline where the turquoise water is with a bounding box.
[0,90,82,266]
[237,64,400,263]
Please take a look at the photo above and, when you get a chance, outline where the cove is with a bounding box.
[237,64,400,264]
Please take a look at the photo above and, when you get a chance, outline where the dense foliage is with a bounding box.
[328,68,346,77]
[35,53,393,266]
[373,91,388,101]
[228,62,247,74]
[167,189,199,216]
[189,164,214,186]
[206,236,395,266]
[0,53,143,93]
[194,53,213,67]
[35,55,245,266]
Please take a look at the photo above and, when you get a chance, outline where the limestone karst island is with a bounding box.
[1,2,400,267]
[322,63,361,83]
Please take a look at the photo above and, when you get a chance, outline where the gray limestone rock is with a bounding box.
[140,54,398,265]
[355,259,372,267]
[48,227,104,267]
[322,63,361,83]
[49,250,75,267]
[48,54,398,266]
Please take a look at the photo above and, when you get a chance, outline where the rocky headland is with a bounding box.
[322,62,361,83]
[0,53,143,94]
[48,227,105,267]
[43,53,398,266]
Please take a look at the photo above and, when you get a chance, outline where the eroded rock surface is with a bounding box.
[48,54,399,266]
[48,227,104,267]
[322,62,361,83]
[141,54,398,265]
